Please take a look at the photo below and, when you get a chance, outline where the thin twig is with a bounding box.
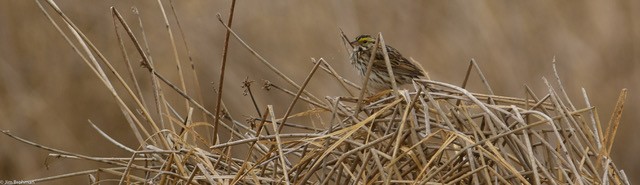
[278,59,323,132]
[470,58,494,95]
[155,0,189,112]
[243,77,262,117]
[353,35,381,113]
[378,33,399,94]
[215,14,325,107]
[213,0,238,145]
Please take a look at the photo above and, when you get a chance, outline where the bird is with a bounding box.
[349,34,425,93]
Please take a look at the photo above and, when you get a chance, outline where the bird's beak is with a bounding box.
[350,41,359,46]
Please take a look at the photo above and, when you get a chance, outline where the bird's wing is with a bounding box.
[373,45,425,77]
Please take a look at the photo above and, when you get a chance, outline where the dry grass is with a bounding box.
[0,0,632,184]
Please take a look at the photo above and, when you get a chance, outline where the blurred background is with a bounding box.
[1,0,638,184]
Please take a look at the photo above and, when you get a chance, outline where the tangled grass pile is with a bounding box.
[3,0,630,184]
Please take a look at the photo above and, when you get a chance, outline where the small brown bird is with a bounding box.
[349,34,425,93]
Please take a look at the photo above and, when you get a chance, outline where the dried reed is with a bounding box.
[2,0,630,184]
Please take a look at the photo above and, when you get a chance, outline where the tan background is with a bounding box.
[1,1,638,184]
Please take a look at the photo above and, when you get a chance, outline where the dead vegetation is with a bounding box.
[1,0,630,184]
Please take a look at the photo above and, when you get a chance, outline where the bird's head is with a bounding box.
[350,34,376,50]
